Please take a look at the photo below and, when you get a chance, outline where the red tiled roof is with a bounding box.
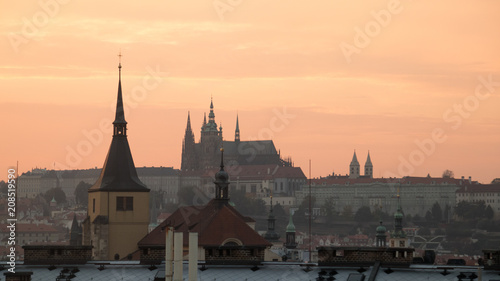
[456,183,500,193]
[311,176,470,186]
[138,199,270,248]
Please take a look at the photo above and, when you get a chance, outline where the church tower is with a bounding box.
[83,61,150,260]
[389,187,407,248]
[214,147,229,200]
[181,112,197,171]
[364,151,373,178]
[349,150,360,179]
[375,221,387,247]
[264,196,280,242]
[285,211,297,249]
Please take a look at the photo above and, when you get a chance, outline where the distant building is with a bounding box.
[181,99,292,171]
[456,181,500,219]
[296,176,465,217]
[81,64,150,260]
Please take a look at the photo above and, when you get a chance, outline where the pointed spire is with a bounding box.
[214,147,229,201]
[364,151,373,178]
[113,55,127,137]
[366,151,372,166]
[351,150,359,165]
[349,150,360,178]
[235,114,240,142]
[89,63,149,193]
[114,52,126,126]
[208,98,215,120]
[186,111,192,132]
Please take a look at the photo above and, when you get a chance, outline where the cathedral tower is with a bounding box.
[181,112,197,171]
[83,61,150,260]
[200,98,223,169]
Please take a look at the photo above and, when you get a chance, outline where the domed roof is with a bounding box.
[394,209,403,219]
[376,221,386,234]
[215,168,228,183]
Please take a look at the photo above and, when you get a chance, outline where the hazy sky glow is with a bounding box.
[1,0,499,183]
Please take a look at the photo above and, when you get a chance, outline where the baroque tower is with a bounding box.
[389,186,407,248]
[83,61,150,260]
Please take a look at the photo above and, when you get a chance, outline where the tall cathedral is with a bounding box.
[82,62,150,260]
[181,99,292,171]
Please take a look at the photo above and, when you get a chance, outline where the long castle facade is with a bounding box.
[181,99,292,171]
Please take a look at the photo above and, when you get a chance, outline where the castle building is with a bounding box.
[82,63,150,260]
[181,99,291,171]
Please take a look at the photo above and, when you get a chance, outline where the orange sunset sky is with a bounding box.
[1,1,499,183]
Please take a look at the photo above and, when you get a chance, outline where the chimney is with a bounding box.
[469,176,472,184]
[188,232,198,281]
[173,232,183,281]
[165,227,174,281]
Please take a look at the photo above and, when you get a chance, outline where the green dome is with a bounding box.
[394,210,403,219]
[376,225,386,233]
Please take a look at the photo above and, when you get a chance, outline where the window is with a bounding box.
[117,197,133,211]
[93,199,96,213]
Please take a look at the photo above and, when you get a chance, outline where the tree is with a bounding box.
[273,203,287,219]
[425,210,433,222]
[431,202,443,222]
[443,204,451,223]
[0,180,7,195]
[321,197,337,223]
[485,205,494,220]
[177,186,196,206]
[341,205,353,219]
[74,181,91,205]
[354,206,373,222]
[442,170,454,178]
[297,195,316,216]
[418,227,431,236]
[43,187,66,204]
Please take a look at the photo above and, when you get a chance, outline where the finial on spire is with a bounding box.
[118,50,122,80]
[220,147,225,170]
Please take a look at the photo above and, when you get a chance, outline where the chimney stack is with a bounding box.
[188,232,198,281]
[165,227,174,281]
[173,232,183,281]
[469,176,472,184]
